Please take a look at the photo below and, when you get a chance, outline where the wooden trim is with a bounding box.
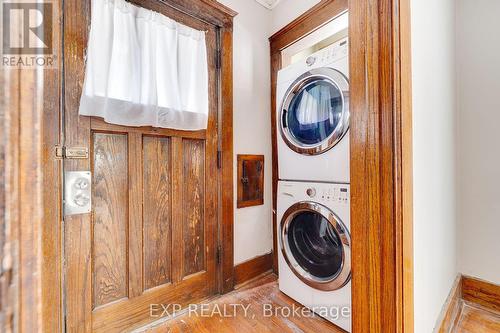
[349,0,413,331]
[269,0,413,331]
[462,275,500,313]
[131,0,237,28]
[0,58,7,331]
[42,1,64,330]
[62,1,92,330]
[398,0,414,331]
[1,5,62,331]
[234,253,273,287]
[435,275,463,333]
[200,0,238,20]
[269,51,282,274]
[1,47,21,333]
[219,25,236,294]
[269,0,348,52]
[3,41,46,333]
[91,118,207,140]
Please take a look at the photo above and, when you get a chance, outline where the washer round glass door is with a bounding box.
[280,201,351,291]
[280,67,349,155]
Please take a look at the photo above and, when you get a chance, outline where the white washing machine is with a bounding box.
[277,180,351,332]
[277,37,349,183]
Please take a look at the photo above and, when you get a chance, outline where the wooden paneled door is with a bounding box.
[63,1,222,331]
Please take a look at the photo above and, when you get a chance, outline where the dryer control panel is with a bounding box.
[320,38,348,64]
[306,37,349,68]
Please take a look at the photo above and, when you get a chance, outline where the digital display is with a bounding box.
[340,188,348,192]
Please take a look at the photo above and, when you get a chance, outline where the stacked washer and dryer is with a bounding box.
[276,36,352,332]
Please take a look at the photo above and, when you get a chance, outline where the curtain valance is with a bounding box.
[79,0,209,130]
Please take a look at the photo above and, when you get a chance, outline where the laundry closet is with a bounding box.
[273,11,352,331]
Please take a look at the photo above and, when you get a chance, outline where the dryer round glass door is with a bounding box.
[280,202,351,291]
[280,67,349,156]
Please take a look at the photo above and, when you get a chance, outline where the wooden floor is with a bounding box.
[453,302,500,333]
[139,274,345,333]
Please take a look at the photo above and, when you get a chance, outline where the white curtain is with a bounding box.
[79,0,209,130]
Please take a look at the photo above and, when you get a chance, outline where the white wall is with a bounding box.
[457,0,500,285]
[217,0,274,265]
[270,0,321,34]
[411,0,458,332]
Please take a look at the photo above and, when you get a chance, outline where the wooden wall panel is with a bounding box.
[183,139,206,277]
[143,136,172,290]
[92,133,129,307]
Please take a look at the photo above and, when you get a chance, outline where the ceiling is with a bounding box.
[254,0,281,10]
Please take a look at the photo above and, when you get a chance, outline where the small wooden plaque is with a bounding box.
[237,155,264,208]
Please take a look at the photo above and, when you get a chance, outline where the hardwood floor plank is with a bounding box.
[140,274,345,333]
[454,303,500,333]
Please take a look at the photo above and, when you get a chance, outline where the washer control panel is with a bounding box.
[303,184,349,205]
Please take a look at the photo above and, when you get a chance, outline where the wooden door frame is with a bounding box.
[1,2,63,330]
[1,0,237,331]
[269,0,413,332]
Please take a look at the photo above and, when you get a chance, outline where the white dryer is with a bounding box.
[277,180,351,332]
[277,37,349,183]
